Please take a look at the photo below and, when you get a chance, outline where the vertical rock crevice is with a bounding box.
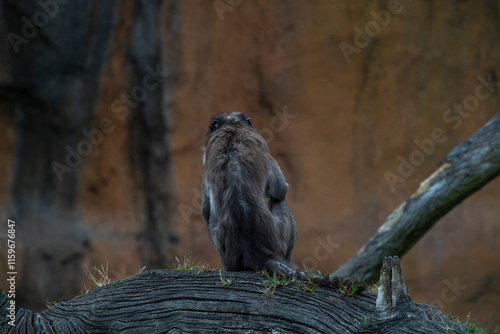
[128,0,178,268]
[2,0,119,309]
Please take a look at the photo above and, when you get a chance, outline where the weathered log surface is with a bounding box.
[1,257,466,333]
[337,111,500,283]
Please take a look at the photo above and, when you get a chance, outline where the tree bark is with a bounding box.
[0,257,467,334]
[336,111,500,283]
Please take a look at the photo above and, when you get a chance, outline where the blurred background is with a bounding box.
[0,0,499,328]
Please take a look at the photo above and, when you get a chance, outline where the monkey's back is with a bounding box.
[203,126,284,270]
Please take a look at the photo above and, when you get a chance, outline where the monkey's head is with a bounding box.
[203,112,253,165]
[206,112,252,137]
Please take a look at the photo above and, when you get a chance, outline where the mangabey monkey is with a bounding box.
[202,112,363,290]
[202,111,296,271]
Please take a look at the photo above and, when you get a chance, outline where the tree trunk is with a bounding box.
[336,111,500,283]
[0,257,468,334]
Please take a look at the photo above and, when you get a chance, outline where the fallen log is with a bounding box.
[1,256,468,333]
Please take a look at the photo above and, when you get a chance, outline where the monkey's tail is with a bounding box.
[264,259,366,294]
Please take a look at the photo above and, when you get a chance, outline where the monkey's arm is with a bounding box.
[265,160,288,201]
[269,198,296,262]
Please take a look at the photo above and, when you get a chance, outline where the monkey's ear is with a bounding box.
[246,117,252,126]
[209,119,219,132]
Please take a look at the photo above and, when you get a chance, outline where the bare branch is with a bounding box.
[336,111,500,282]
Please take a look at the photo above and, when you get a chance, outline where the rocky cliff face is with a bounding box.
[0,0,499,327]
